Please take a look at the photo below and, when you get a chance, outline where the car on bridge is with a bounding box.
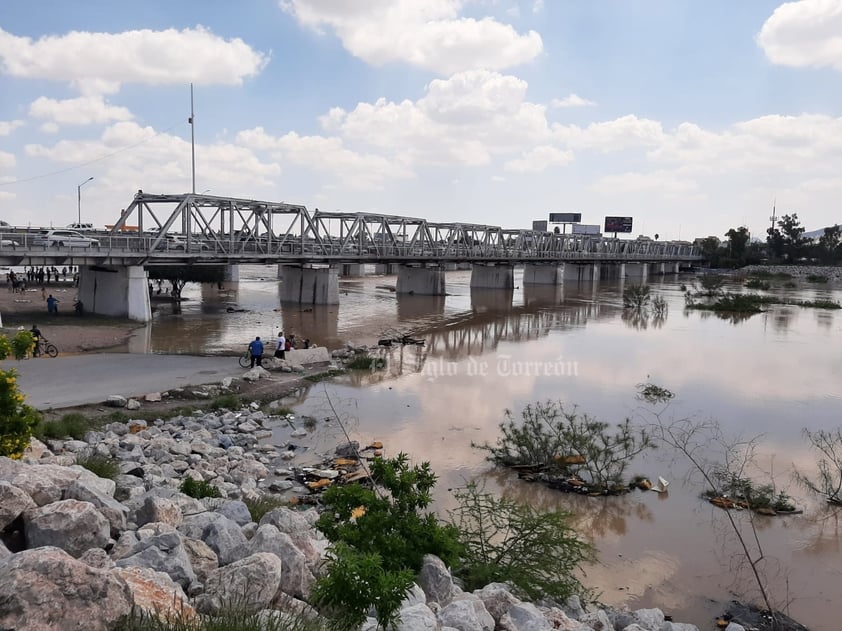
[32,229,100,248]
[155,234,209,252]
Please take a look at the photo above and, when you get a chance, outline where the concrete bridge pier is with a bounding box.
[222,264,240,283]
[623,263,649,281]
[396,264,446,295]
[522,263,562,285]
[562,263,598,282]
[78,265,152,322]
[524,283,564,306]
[280,265,339,304]
[471,263,514,289]
[672,262,681,274]
[600,263,623,280]
[341,264,366,277]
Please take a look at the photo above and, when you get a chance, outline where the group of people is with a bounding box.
[247,330,312,368]
[7,267,80,294]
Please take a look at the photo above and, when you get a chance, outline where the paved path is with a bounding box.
[12,353,242,409]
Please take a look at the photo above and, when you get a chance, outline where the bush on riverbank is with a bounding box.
[474,401,653,494]
[0,330,41,458]
[313,454,461,629]
[450,482,595,600]
[121,604,324,631]
[75,449,120,479]
[180,477,222,499]
[686,292,841,314]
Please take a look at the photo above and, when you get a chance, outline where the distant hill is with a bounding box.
[803,224,841,240]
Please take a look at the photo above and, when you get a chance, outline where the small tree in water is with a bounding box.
[474,400,653,492]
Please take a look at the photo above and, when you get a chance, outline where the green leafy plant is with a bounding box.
[345,354,386,371]
[0,331,41,458]
[622,284,651,309]
[243,494,288,523]
[312,543,413,631]
[697,274,727,295]
[313,454,461,629]
[211,394,242,411]
[76,450,120,480]
[796,428,842,506]
[806,274,828,283]
[120,601,325,630]
[304,369,346,383]
[474,401,653,492]
[744,279,770,290]
[180,477,222,499]
[449,482,594,600]
[37,412,94,441]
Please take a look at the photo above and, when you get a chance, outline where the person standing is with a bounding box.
[248,336,264,368]
[274,331,286,359]
[46,294,59,314]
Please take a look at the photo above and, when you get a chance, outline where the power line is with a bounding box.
[0,120,184,187]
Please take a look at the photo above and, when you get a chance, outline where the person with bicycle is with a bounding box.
[247,336,264,368]
[30,325,42,358]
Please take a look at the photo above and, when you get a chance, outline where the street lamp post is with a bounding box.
[77,177,94,225]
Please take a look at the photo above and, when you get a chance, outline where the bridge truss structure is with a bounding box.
[105,193,698,264]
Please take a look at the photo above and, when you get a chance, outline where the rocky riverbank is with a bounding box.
[737,264,842,282]
[0,376,752,631]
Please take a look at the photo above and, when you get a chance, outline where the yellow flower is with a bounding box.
[350,506,367,520]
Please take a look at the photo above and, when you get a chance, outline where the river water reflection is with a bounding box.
[143,266,841,629]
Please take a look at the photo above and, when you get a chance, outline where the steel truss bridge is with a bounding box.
[0,193,699,266]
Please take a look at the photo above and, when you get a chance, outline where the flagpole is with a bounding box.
[189,83,196,194]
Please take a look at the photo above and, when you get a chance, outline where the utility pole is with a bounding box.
[189,83,196,194]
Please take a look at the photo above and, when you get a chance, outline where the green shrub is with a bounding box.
[108,410,130,423]
[622,284,651,309]
[180,477,222,499]
[0,370,41,458]
[748,270,792,279]
[744,279,770,290]
[474,401,653,492]
[211,394,242,411]
[345,354,386,371]
[37,413,94,441]
[76,450,120,480]
[120,602,325,630]
[806,274,829,283]
[450,482,594,600]
[314,454,461,629]
[304,369,346,383]
[243,494,288,523]
[0,332,40,458]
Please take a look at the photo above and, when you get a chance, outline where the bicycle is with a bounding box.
[34,338,59,358]
[238,349,251,368]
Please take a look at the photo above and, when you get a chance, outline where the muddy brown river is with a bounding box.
[135,266,841,630]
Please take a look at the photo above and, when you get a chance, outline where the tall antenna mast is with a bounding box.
[189,83,196,194]
[769,197,777,232]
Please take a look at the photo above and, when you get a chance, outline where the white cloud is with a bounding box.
[39,122,60,134]
[0,191,15,201]
[532,0,545,14]
[24,121,280,216]
[0,151,15,169]
[236,127,412,190]
[280,0,543,74]
[29,95,134,127]
[0,26,269,95]
[650,114,842,175]
[322,70,552,167]
[591,170,699,196]
[505,145,573,172]
[0,120,23,135]
[553,115,665,151]
[757,0,842,70]
[551,93,596,108]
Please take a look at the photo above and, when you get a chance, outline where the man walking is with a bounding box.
[248,336,264,368]
[46,294,59,314]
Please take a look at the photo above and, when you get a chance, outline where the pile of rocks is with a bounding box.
[739,264,842,282]
[0,402,715,630]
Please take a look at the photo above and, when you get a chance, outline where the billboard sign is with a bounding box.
[604,216,633,233]
[572,224,601,235]
[532,220,548,232]
[549,213,582,223]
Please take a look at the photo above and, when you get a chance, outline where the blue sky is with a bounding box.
[1,0,841,240]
